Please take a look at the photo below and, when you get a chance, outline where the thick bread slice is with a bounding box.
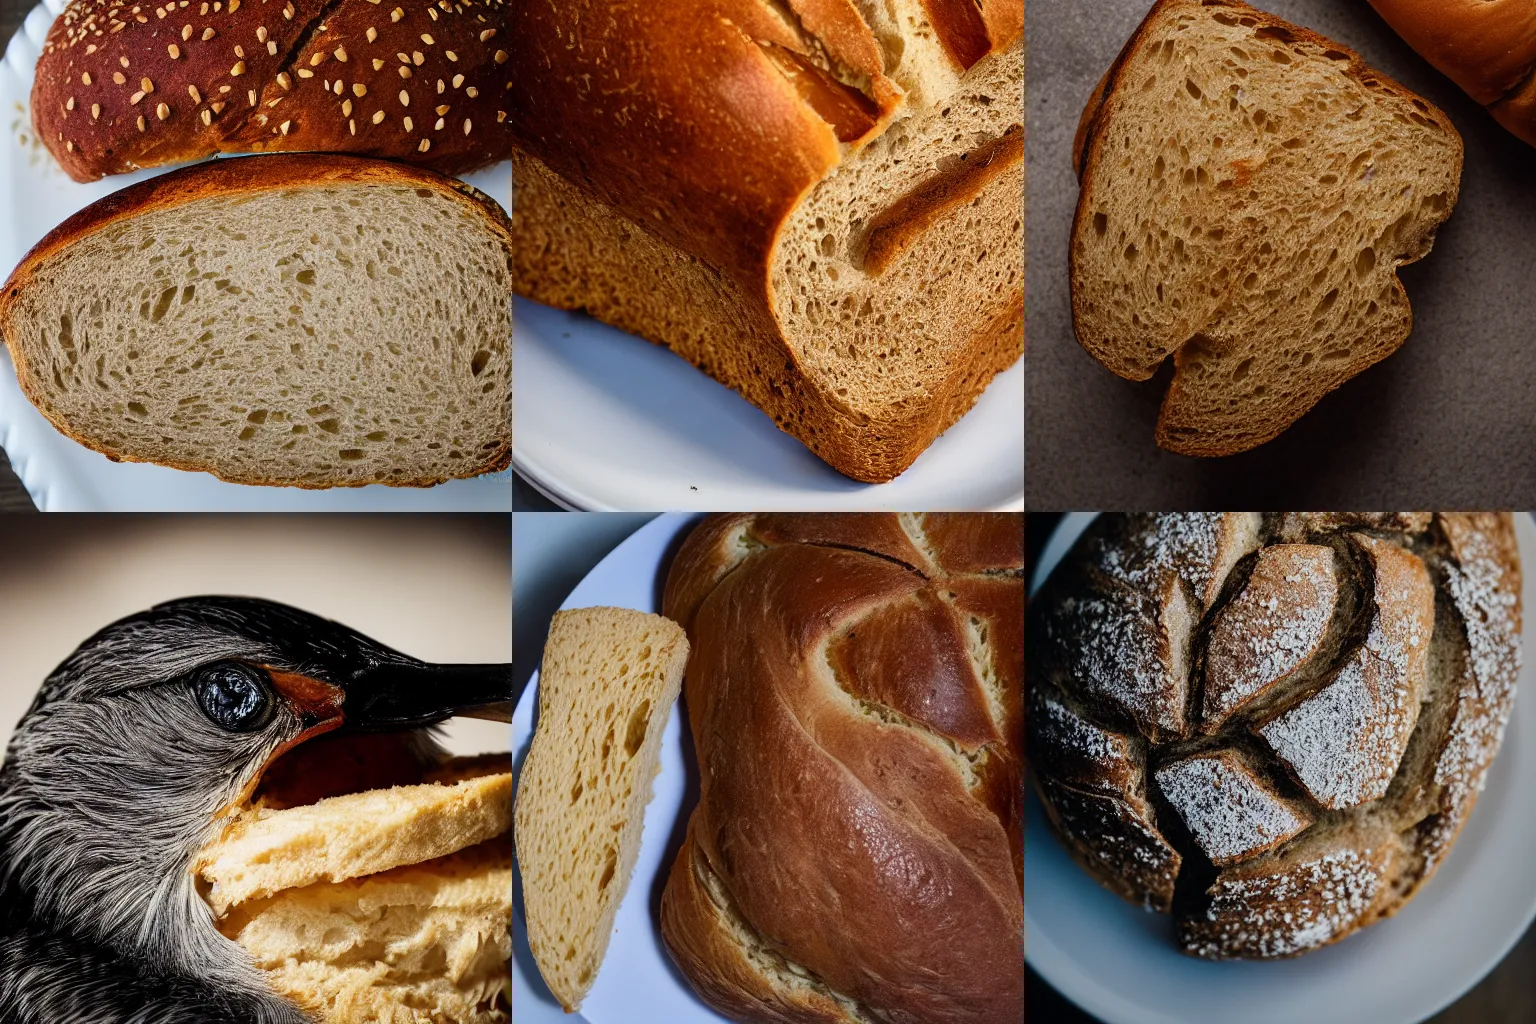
[195,770,512,916]
[1071,0,1463,456]
[219,837,512,1024]
[0,154,512,487]
[514,607,690,1012]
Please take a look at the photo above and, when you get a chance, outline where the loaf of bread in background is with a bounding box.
[1369,0,1536,147]
[0,154,513,489]
[514,607,690,1012]
[1071,0,1462,457]
[32,0,511,182]
[659,514,1023,1024]
[509,2,1022,484]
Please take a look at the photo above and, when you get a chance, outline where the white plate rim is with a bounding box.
[1025,512,1536,1024]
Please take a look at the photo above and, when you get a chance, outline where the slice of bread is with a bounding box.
[0,154,513,487]
[219,838,512,1024]
[1070,0,1463,456]
[195,764,511,915]
[514,607,691,1011]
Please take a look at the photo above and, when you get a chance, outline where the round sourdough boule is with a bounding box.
[32,0,512,182]
[1028,513,1522,959]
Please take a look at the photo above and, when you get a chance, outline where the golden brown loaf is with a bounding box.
[659,513,1023,1024]
[1028,513,1523,959]
[509,2,1023,483]
[1368,0,1536,147]
[32,0,511,182]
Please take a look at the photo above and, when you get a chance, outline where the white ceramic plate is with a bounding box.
[512,511,732,1024]
[511,301,1023,512]
[1026,512,1536,1024]
[0,0,511,510]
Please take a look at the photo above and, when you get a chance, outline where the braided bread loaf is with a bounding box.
[660,513,1023,1024]
[32,0,511,182]
[1029,513,1522,959]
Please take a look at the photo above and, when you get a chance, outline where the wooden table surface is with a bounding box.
[1026,514,1536,1024]
[1,0,35,510]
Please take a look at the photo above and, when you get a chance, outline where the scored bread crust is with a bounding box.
[1069,0,1464,457]
[1368,0,1536,147]
[1028,513,1523,959]
[0,153,513,488]
[509,2,1023,484]
[658,513,1023,1024]
[32,0,512,182]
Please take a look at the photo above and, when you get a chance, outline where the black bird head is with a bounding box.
[0,596,509,1023]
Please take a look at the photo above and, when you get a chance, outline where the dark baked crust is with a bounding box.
[1028,513,1522,959]
[32,0,511,182]
[660,513,1023,1024]
[0,153,513,488]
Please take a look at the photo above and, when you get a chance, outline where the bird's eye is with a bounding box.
[192,662,275,733]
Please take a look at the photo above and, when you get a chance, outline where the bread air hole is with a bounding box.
[624,701,651,758]
[597,846,617,891]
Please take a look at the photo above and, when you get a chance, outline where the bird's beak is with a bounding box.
[341,660,512,731]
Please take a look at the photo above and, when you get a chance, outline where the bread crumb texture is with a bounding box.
[1071,0,1462,456]
[513,607,690,1012]
[1029,513,1521,958]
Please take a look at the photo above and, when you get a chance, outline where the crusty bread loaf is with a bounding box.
[1029,513,1522,958]
[196,750,512,1023]
[509,2,1022,484]
[513,607,690,1012]
[1070,0,1463,457]
[0,154,512,488]
[658,514,1023,1024]
[1369,0,1536,147]
[33,0,511,182]
[219,838,512,1024]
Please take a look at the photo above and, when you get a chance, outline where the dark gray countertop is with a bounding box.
[1026,0,1536,508]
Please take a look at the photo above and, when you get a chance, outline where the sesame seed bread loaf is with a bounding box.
[509,2,1023,484]
[513,607,690,1013]
[658,514,1023,1023]
[1368,0,1536,148]
[1070,0,1463,457]
[0,154,513,488]
[33,0,511,182]
[1028,513,1523,958]
[194,748,512,1023]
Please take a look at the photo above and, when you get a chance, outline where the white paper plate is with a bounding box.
[511,299,1023,512]
[512,512,732,1024]
[0,0,511,510]
[1026,512,1536,1024]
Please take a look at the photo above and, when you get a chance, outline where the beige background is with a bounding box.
[0,515,510,755]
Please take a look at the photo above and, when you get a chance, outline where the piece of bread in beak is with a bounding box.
[195,750,512,1024]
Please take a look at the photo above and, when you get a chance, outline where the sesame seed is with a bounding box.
[136,115,146,131]
[390,7,404,22]
[494,50,507,64]
[229,0,240,11]
[256,26,267,43]
[120,56,131,68]
[187,84,201,101]
[412,50,424,65]
[366,27,377,43]
[372,58,385,70]
[142,77,154,93]
[397,52,410,63]
[334,46,348,62]
[235,45,245,59]
[297,68,314,78]
[398,66,411,79]
[349,119,356,135]
[86,43,98,54]
[168,43,179,58]
[372,110,385,124]
[283,2,294,18]
[201,108,212,125]
[65,97,75,111]
[403,115,413,131]
[497,110,506,122]
[435,104,449,115]
[310,52,325,66]
[211,101,226,113]
[462,118,471,135]
[434,117,443,130]
[333,80,344,95]
[202,27,215,41]
[436,80,445,94]
[445,50,457,62]
[267,41,277,56]
[181,24,192,41]
[113,72,127,85]
[81,72,93,85]
[342,99,353,116]
[479,29,495,42]
[465,85,478,99]
[399,90,410,106]
[248,89,257,105]
[91,103,101,119]
[421,33,434,45]
[279,119,291,135]
[66,140,74,152]
[219,85,232,93]
[277,72,292,90]
[156,102,169,119]
[451,74,463,88]
[353,83,367,97]
[231,61,246,76]
[130,90,146,104]
[418,138,429,152]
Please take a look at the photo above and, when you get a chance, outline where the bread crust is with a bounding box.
[659,513,1023,1024]
[508,2,1023,483]
[32,0,512,182]
[1369,0,1536,145]
[0,153,513,489]
[1029,513,1523,959]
